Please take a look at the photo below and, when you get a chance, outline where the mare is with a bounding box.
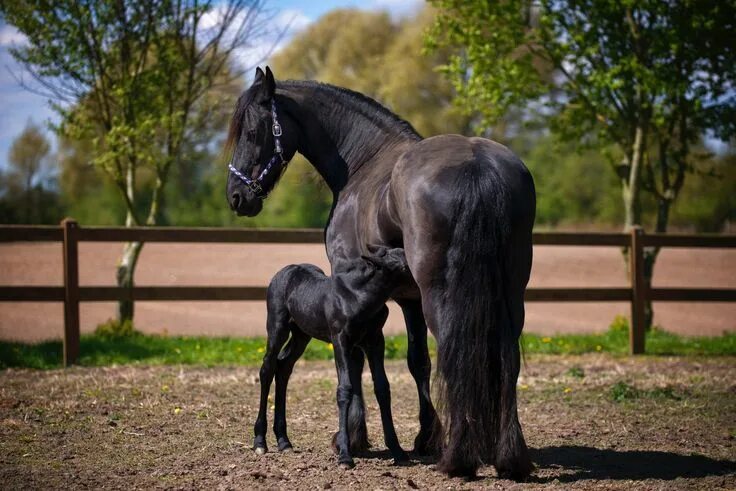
[253,246,410,464]
[226,67,536,479]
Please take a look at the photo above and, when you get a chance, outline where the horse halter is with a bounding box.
[228,99,290,199]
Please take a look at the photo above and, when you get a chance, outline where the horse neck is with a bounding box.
[277,83,420,193]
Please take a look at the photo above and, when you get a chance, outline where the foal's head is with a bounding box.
[225,66,297,216]
[340,245,409,294]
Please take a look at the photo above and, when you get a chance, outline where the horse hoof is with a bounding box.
[279,445,293,453]
[254,447,267,456]
[338,460,355,470]
[393,451,410,466]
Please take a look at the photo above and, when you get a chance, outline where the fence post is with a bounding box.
[629,226,646,354]
[62,218,80,366]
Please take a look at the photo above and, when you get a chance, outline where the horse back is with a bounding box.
[389,134,535,293]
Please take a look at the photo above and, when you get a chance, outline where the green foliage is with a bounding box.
[427,0,736,232]
[0,122,62,224]
[1,4,732,233]
[567,366,585,379]
[518,135,623,226]
[271,7,470,138]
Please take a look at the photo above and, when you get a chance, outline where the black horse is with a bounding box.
[254,246,410,464]
[226,67,536,479]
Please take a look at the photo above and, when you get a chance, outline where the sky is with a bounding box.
[0,0,422,171]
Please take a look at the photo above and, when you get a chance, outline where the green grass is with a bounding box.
[1,317,734,369]
[520,316,736,355]
[609,381,684,402]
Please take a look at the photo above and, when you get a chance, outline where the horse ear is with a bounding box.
[360,254,381,268]
[264,66,276,98]
[254,66,265,82]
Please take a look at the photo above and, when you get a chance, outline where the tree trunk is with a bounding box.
[116,163,142,324]
[622,126,645,232]
[115,169,167,324]
[621,125,655,329]
[640,195,673,328]
[116,239,143,322]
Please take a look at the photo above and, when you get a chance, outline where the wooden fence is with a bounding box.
[1,219,734,365]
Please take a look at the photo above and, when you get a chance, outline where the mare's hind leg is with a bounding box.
[494,290,533,479]
[273,327,311,452]
[396,298,440,455]
[495,240,534,480]
[362,320,409,464]
[253,311,291,454]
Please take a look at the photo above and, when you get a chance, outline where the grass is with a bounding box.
[609,381,684,402]
[1,316,734,370]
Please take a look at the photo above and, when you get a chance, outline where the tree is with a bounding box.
[2,0,282,323]
[2,122,60,224]
[427,0,736,327]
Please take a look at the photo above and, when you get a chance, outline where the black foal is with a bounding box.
[253,246,410,465]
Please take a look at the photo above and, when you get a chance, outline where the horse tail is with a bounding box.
[434,159,518,476]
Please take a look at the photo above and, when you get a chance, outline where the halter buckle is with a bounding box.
[272,123,282,137]
[248,180,263,197]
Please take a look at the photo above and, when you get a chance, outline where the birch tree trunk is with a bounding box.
[621,125,656,329]
[116,164,143,323]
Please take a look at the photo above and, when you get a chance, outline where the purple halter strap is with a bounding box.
[228,99,289,199]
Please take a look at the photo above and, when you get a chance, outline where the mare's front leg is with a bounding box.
[253,311,291,454]
[363,325,409,465]
[331,330,357,468]
[332,349,370,455]
[396,298,440,455]
[273,327,311,451]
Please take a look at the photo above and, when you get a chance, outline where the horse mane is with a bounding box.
[225,87,258,153]
[225,78,422,175]
[279,80,422,140]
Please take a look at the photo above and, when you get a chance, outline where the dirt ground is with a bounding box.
[1,354,734,489]
[1,243,734,341]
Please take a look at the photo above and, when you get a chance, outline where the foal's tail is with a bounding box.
[434,161,523,477]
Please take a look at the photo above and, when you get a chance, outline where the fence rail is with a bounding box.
[1,219,734,364]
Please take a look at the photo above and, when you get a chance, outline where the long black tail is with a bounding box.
[434,161,515,476]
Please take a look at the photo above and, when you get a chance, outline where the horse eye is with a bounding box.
[245,129,257,142]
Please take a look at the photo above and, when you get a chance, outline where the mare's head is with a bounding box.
[225,66,297,216]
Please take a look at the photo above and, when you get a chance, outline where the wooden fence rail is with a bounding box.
[1,220,734,364]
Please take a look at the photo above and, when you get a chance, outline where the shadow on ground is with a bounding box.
[530,445,736,483]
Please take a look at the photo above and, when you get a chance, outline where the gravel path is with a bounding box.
[1,355,734,489]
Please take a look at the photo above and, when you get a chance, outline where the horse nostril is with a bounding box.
[231,192,241,210]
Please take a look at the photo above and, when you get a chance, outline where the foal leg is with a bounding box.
[397,298,441,455]
[273,327,311,451]
[363,329,409,464]
[253,312,291,454]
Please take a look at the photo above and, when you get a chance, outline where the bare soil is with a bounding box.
[1,355,735,489]
[1,243,734,341]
